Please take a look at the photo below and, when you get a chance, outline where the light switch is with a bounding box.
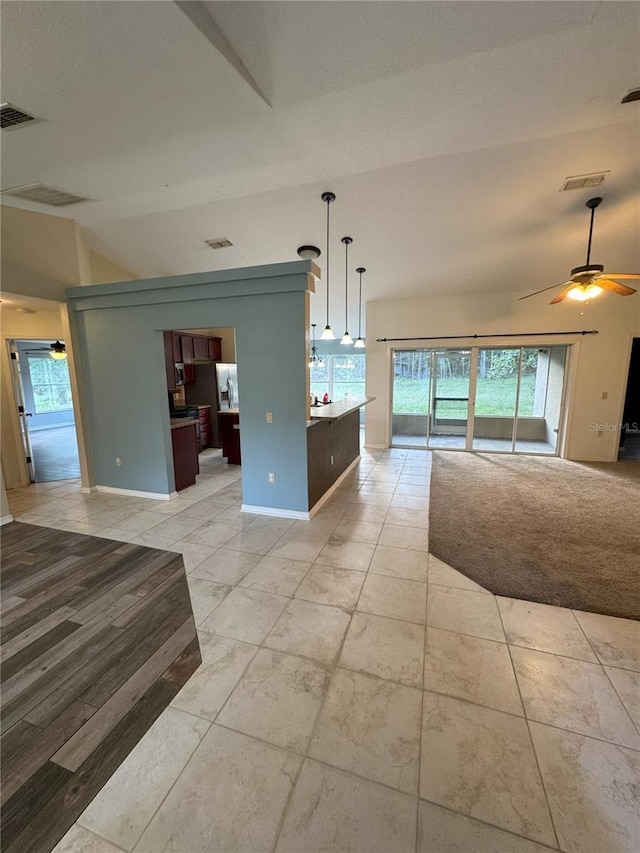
[266,412,273,423]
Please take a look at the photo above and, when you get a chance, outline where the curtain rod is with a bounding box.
[376,330,598,343]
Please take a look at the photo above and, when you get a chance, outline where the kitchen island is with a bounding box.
[307,396,374,511]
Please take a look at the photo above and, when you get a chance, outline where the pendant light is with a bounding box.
[354,267,366,348]
[320,192,336,340]
[340,236,353,345]
[309,323,323,367]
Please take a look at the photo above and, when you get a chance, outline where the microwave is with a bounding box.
[175,362,185,386]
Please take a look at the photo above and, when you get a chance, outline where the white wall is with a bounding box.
[366,289,640,461]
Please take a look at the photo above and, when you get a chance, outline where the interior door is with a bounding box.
[8,342,36,482]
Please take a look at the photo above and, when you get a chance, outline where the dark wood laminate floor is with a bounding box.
[0,522,201,853]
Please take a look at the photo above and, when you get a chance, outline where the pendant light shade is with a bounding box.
[354,267,366,348]
[340,236,353,346]
[320,192,336,340]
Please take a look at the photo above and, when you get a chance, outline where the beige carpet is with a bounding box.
[429,452,640,620]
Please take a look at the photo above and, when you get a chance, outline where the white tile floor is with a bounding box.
[6,448,640,853]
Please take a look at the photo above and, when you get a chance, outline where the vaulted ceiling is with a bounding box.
[1,1,638,329]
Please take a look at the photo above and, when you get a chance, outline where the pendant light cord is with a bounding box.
[358,270,362,338]
[344,240,349,328]
[325,198,331,325]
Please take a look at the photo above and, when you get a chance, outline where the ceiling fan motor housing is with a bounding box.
[571,263,604,280]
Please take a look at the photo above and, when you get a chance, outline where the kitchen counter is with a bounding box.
[307,397,373,511]
[170,417,199,430]
[218,407,239,415]
[308,396,374,426]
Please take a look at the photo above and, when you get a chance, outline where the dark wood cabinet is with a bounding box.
[163,331,177,390]
[219,412,241,464]
[171,332,182,363]
[207,337,222,361]
[180,335,193,364]
[192,336,209,360]
[197,406,212,452]
[171,423,199,491]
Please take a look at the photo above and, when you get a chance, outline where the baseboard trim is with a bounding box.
[1,514,14,526]
[95,485,178,501]
[241,504,310,520]
[308,456,361,518]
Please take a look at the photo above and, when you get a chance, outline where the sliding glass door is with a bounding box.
[472,348,522,452]
[391,348,472,450]
[428,350,471,450]
[392,345,568,455]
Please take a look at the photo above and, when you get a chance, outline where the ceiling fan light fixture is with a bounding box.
[50,340,67,359]
[567,284,604,302]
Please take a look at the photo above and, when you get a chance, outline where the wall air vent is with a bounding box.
[1,103,38,129]
[560,171,609,192]
[0,183,92,207]
[620,88,640,104]
[205,238,233,249]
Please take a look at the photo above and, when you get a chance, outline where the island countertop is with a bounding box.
[170,418,199,430]
[308,396,375,425]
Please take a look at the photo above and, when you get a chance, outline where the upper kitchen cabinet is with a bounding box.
[207,337,222,361]
[180,334,194,364]
[176,332,222,363]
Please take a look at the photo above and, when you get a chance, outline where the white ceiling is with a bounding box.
[1,1,639,330]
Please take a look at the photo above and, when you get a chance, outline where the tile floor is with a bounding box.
[5,448,639,853]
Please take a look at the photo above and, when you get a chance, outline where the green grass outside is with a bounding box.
[393,375,536,417]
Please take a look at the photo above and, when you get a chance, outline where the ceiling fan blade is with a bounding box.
[600,273,640,280]
[518,281,572,301]
[549,284,576,305]
[597,279,638,296]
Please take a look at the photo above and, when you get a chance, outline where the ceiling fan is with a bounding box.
[24,340,67,360]
[520,197,639,304]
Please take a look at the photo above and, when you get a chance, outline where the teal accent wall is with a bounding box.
[67,262,315,512]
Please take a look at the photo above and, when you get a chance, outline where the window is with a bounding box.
[311,354,366,402]
[27,356,73,414]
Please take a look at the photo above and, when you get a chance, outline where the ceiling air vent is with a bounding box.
[0,183,92,207]
[205,238,233,249]
[620,88,640,104]
[1,102,38,129]
[560,171,609,192]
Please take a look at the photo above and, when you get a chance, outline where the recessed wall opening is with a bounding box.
[7,339,81,481]
[391,345,569,456]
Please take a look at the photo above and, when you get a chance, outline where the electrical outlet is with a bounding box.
[268,472,276,483]
[115,457,122,467]
[266,412,273,423]
[601,391,608,400]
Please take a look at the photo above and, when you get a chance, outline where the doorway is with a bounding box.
[391,344,569,456]
[8,340,81,482]
[619,337,640,461]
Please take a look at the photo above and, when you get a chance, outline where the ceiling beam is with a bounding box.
[175,1,271,107]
